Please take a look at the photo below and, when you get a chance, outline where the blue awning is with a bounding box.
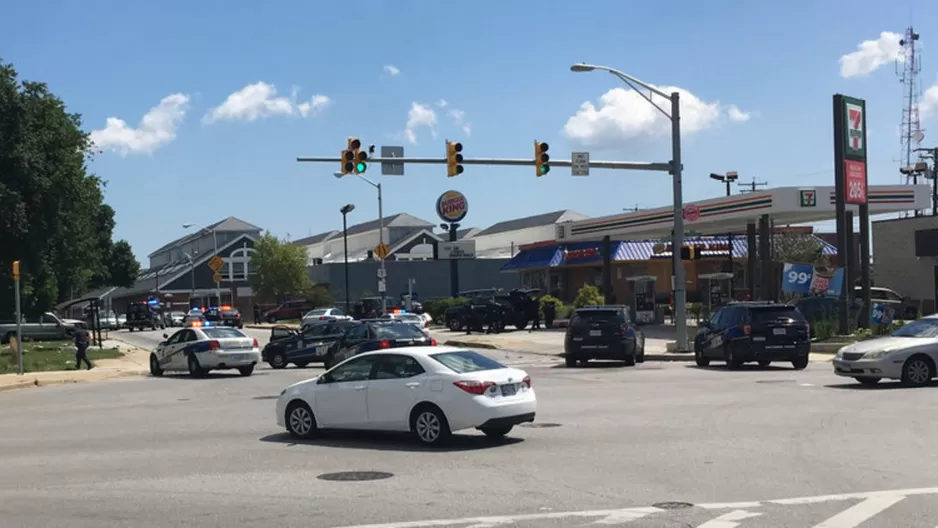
[501,245,564,271]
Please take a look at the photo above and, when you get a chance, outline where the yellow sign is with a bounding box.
[213,271,222,283]
[208,255,225,272]
[374,243,390,260]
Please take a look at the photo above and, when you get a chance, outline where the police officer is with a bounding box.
[528,298,541,331]
[73,327,93,370]
[543,299,557,329]
[485,298,504,334]
[465,299,482,335]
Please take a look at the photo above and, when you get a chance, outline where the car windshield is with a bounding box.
[306,309,328,316]
[891,319,938,338]
[373,323,425,339]
[222,309,239,316]
[202,327,246,339]
[430,350,505,373]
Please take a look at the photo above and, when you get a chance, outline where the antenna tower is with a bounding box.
[738,177,768,194]
[896,27,923,187]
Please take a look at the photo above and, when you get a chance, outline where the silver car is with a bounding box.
[832,315,938,387]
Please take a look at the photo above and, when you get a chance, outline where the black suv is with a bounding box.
[444,288,539,332]
[563,305,645,368]
[694,302,810,370]
[125,302,165,332]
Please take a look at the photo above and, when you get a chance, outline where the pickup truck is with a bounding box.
[0,312,78,344]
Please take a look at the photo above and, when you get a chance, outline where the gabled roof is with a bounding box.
[456,227,481,240]
[147,216,263,257]
[292,230,339,247]
[344,213,434,237]
[389,228,442,253]
[475,210,588,237]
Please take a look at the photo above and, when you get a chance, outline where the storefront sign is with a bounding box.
[436,190,468,223]
[844,160,868,205]
[799,189,817,207]
[565,247,599,260]
[438,240,476,259]
[781,262,845,296]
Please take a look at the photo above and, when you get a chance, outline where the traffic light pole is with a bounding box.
[298,156,672,172]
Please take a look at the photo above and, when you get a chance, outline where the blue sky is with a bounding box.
[3,0,937,263]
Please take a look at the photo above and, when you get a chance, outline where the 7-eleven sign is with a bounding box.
[844,98,866,158]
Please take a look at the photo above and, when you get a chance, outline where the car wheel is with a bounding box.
[622,347,636,367]
[149,354,163,377]
[515,320,528,331]
[855,377,881,385]
[237,365,254,377]
[901,355,934,387]
[411,404,451,446]
[266,315,277,324]
[128,327,134,333]
[295,362,309,368]
[480,425,513,438]
[447,318,462,332]
[791,356,809,370]
[694,347,710,367]
[758,360,771,367]
[636,334,645,363]
[564,355,576,368]
[724,344,743,370]
[269,351,287,369]
[187,355,205,378]
[286,401,317,439]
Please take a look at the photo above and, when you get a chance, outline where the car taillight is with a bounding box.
[236,313,241,319]
[379,339,391,349]
[740,323,751,335]
[522,376,531,388]
[430,337,437,346]
[320,316,326,320]
[208,340,221,350]
[453,380,496,395]
[425,321,430,328]
[804,322,810,334]
[252,338,259,348]
[620,324,629,334]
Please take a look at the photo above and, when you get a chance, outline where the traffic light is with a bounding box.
[341,137,362,175]
[354,149,368,174]
[679,245,701,261]
[534,141,550,176]
[446,141,463,177]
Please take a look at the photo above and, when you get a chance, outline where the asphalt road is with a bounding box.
[2,347,937,527]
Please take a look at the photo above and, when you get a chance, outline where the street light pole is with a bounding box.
[571,63,689,352]
[335,172,387,315]
[182,222,221,306]
[340,204,355,312]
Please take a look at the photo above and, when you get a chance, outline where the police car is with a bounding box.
[149,323,261,377]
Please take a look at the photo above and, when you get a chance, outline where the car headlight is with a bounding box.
[836,346,851,358]
[862,349,893,360]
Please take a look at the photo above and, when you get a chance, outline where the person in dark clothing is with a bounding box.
[465,301,482,335]
[530,299,541,331]
[253,303,262,324]
[485,300,503,334]
[73,328,93,370]
[543,300,556,330]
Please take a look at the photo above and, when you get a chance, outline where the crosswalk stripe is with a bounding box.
[811,495,905,528]
[697,510,762,528]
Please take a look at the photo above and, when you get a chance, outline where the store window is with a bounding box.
[223,248,255,281]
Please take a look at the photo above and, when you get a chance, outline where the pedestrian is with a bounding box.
[543,300,556,329]
[253,303,261,324]
[529,298,541,331]
[485,299,503,334]
[465,300,481,335]
[73,327,93,370]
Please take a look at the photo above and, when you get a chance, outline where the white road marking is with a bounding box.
[697,509,762,528]
[811,495,905,528]
[336,487,938,528]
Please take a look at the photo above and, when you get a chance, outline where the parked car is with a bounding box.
[265,300,315,323]
[858,286,919,320]
[0,312,75,344]
[263,320,356,369]
[833,314,938,387]
[275,347,536,445]
[694,301,810,370]
[301,307,353,326]
[324,320,436,369]
[125,301,165,332]
[444,288,540,332]
[563,305,645,367]
[166,311,186,327]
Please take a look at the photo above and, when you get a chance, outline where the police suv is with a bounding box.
[149,324,261,377]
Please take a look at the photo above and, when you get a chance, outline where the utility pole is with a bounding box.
[709,172,740,296]
[913,148,938,215]
[12,260,23,375]
[738,177,769,194]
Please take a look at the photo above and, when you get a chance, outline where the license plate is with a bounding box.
[589,330,602,337]
[228,354,245,361]
[500,384,517,397]
[773,328,787,336]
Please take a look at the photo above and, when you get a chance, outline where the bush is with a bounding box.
[538,294,561,316]
[814,318,838,341]
[423,297,468,323]
[573,284,604,309]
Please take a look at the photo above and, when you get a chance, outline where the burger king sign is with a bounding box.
[436,190,468,223]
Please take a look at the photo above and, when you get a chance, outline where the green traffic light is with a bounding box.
[540,165,550,175]
[356,162,367,173]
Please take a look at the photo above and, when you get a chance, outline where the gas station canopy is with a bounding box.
[557,185,931,241]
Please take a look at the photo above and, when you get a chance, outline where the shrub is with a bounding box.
[814,318,838,341]
[573,284,604,309]
[423,297,468,322]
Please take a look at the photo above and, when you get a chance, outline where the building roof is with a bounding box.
[292,230,339,247]
[147,216,263,258]
[344,213,434,237]
[475,210,588,237]
[456,227,481,240]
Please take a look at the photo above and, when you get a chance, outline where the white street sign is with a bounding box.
[438,240,476,260]
[377,279,387,293]
[571,152,590,176]
[377,268,387,279]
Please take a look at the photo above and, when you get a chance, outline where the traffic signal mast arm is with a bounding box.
[302,155,671,172]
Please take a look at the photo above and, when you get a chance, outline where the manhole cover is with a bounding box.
[253,395,279,400]
[317,471,394,482]
[756,380,795,384]
[519,423,562,428]
[652,501,693,510]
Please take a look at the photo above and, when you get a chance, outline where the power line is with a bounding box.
[737,177,769,194]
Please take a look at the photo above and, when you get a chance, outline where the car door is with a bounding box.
[334,324,369,363]
[294,323,333,361]
[702,308,727,357]
[170,329,198,369]
[366,354,428,431]
[157,330,186,368]
[314,355,379,428]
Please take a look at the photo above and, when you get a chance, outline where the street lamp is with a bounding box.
[340,203,355,312]
[334,171,387,315]
[709,171,740,295]
[182,222,221,306]
[570,62,690,352]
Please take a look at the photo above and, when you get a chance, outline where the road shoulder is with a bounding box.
[0,342,149,392]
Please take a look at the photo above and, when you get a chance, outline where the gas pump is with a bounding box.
[625,275,658,325]
[699,272,734,314]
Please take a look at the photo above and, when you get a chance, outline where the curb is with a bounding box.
[0,369,146,393]
[442,340,499,350]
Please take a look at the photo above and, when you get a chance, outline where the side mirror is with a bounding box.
[317,374,330,385]
[699,321,710,329]
[158,341,166,346]
[163,333,169,338]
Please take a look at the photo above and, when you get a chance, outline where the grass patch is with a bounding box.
[0,342,121,374]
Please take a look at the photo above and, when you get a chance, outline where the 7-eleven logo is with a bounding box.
[845,101,864,154]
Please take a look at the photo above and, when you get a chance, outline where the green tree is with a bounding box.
[773,232,827,266]
[0,59,126,317]
[573,284,605,308]
[249,232,315,301]
[107,240,140,288]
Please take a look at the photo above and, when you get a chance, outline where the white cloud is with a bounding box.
[436,99,448,108]
[563,86,740,148]
[448,109,465,121]
[839,31,903,78]
[404,102,437,144]
[203,82,330,123]
[921,81,938,120]
[727,105,751,123]
[90,93,189,156]
[383,65,401,76]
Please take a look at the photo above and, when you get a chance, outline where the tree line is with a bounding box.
[0,59,139,318]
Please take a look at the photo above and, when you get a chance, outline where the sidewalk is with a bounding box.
[0,341,150,392]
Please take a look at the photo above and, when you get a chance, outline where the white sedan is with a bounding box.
[302,307,354,326]
[276,346,536,446]
[149,326,261,377]
[833,315,938,387]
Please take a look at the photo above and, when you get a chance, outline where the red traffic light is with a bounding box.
[537,142,549,153]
